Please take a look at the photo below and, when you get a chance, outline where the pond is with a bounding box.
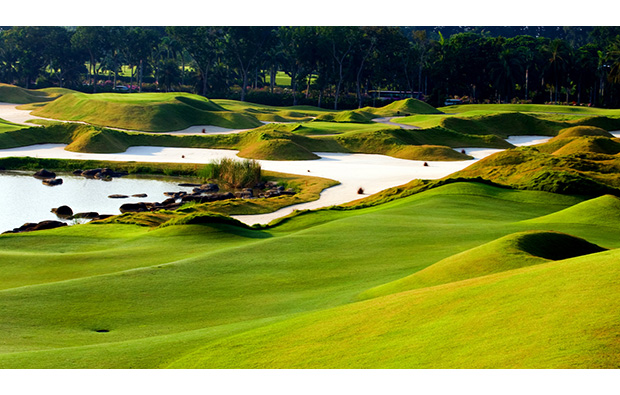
[0,171,199,233]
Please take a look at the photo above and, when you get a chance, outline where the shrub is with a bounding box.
[202,158,262,189]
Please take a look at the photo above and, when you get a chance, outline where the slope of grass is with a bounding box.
[313,109,376,123]
[0,118,27,133]
[522,194,620,226]
[0,83,64,104]
[359,230,606,300]
[32,92,263,132]
[0,182,599,368]
[554,125,614,139]
[439,112,566,138]
[547,136,620,156]
[452,144,620,195]
[169,246,620,368]
[367,98,442,116]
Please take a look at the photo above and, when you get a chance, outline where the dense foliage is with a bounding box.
[1,26,620,108]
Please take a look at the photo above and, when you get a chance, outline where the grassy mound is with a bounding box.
[238,138,319,160]
[388,145,472,161]
[523,194,620,226]
[440,112,564,138]
[554,125,613,139]
[360,230,606,300]
[368,98,442,116]
[65,125,129,153]
[0,83,65,104]
[32,92,263,132]
[570,116,620,130]
[548,136,620,156]
[313,110,376,123]
[330,127,510,157]
[452,146,620,196]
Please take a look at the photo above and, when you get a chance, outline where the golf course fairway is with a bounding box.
[0,182,618,368]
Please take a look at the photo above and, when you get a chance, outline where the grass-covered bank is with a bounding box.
[0,83,72,104]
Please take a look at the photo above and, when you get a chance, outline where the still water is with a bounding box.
[0,171,198,233]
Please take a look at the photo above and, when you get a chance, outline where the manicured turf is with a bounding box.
[0,83,68,104]
[2,181,618,368]
[0,118,26,133]
[439,103,620,115]
[31,92,263,132]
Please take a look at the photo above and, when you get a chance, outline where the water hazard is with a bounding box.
[0,171,198,233]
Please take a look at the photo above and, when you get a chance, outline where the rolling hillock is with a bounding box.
[570,115,620,130]
[451,145,620,196]
[32,92,263,132]
[440,112,565,138]
[368,98,442,116]
[359,230,606,300]
[0,83,66,104]
[313,110,376,123]
[522,194,620,226]
[553,125,613,139]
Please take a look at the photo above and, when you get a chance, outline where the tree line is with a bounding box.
[1,26,620,109]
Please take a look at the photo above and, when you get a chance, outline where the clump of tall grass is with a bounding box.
[199,158,262,189]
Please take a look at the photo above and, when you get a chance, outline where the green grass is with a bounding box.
[522,194,620,226]
[359,230,606,300]
[439,103,620,115]
[0,83,68,104]
[2,181,617,368]
[452,140,620,195]
[32,92,263,132]
[170,246,620,368]
[0,118,27,133]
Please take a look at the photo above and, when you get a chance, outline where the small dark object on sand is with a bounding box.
[358,187,364,194]
[423,162,429,167]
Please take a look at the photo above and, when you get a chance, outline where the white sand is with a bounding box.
[0,102,50,125]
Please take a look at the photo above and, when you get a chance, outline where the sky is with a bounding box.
[2,0,618,27]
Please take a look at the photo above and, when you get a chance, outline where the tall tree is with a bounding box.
[225,26,275,101]
[71,26,111,92]
[168,26,222,96]
[544,39,571,103]
[320,26,357,110]
[4,27,50,88]
[45,27,86,88]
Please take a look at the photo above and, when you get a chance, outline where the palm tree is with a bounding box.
[544,39,569,103]
[489,48,524,103]
[606,37,620,85]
